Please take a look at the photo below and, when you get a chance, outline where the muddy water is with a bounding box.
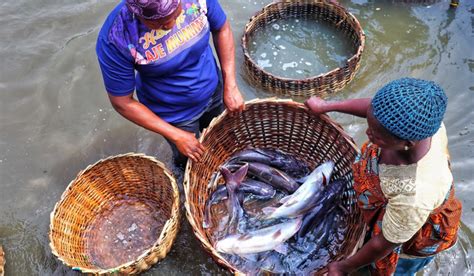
[0,0,473,275]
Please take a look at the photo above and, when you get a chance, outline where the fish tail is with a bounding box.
[220,163,249,191]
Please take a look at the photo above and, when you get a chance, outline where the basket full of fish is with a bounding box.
[184,98,365,274]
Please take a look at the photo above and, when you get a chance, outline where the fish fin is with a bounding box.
[279,195,292,204]
[322,174,328,186]
[272,229,282,239]
[237,233,252,241]
[262,206,277,216]
[254,148,273,158]
[296,175,308,184]
[272,168,291,182]
[219,167,232,182]
[234,163,249,184]
[239,253,259,262]
[274,243,288,255]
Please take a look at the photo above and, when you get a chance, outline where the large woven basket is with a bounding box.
[49,153,180,274]
[242,1,365,97]
[184,98,365,274]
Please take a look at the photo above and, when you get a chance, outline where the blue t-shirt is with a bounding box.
[96,0,227,123]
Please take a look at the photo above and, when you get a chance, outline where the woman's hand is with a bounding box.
[305,96,330,114]
[224,84,245,113]
[327,261,350,276]
[173,129,205,163]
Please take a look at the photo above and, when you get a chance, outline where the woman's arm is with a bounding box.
[305,97,371,118]
[328,233,399,275]
[212,20,244,112]
[108,94,205,162]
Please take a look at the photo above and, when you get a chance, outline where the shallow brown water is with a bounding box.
[0,0,473,275]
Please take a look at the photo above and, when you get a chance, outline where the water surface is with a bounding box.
[0,0,473,275]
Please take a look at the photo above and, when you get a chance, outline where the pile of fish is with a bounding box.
[202,148,351,274]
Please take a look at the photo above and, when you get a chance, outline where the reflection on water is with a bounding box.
[0,0,473,275]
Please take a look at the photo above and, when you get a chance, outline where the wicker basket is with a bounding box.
[0,245,4,276]
[49,153,180,274]
[184,98,365,274]
[242,1,365,97]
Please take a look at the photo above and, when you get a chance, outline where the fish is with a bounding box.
[215,217,303,255]
[203,179,276,229]
[262,161,335,220]
[245,162,300,193]
[296,178,347,237]
[220,164,249,234]
[229,148,310,178]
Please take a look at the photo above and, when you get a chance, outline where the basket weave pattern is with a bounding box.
[49,153,180,274]
[184,99,365,274]
[242,1,365,97]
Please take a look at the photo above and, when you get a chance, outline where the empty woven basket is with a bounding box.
[49,153,180,274]
[242,1,365,97]
[184,98,365,274]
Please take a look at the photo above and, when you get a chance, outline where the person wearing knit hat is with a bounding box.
[96,0,244,167]
[305,78,462,276]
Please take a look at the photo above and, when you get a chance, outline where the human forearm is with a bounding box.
[109,94,181,142]
[330,234,399,274]
[211,20,244,112]
[212,20,237,89]
[306,97,371,118]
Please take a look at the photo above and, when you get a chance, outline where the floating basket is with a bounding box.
[184,98,365,274]
[242,1,365,97]
[49,153,180,274]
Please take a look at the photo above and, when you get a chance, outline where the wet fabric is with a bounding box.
[352,142,462,276]
[96,0,226,123]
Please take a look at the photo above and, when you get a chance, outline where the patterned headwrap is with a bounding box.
[126,0,180,20]
[371,78,447,141]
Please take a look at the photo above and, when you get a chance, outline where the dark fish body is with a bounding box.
[203,178,275,229]
[220,164,249,234]
[229,148,310,178]
[241,179,276,199]
[246,162,299,193]
[297,179,347,237]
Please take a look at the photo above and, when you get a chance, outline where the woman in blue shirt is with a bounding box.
[96,0,244,166]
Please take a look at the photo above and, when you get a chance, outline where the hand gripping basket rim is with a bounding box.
[241,1,366,97]
[49,153,181,274]
[183,98,365,274]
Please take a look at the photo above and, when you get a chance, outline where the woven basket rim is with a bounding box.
[241,1,365,82]
[49,152,180,274]
[183,98,361,274]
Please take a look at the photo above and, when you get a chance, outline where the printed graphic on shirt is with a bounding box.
[129,0,209,65]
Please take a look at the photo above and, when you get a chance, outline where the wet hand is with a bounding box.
[305,96,329,114]
[224,85,245,113]
[173,130,205,163]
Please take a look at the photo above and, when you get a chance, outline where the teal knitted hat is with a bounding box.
[371,78,447,141]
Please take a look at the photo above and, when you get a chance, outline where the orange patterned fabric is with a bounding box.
[352,142,462,276]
